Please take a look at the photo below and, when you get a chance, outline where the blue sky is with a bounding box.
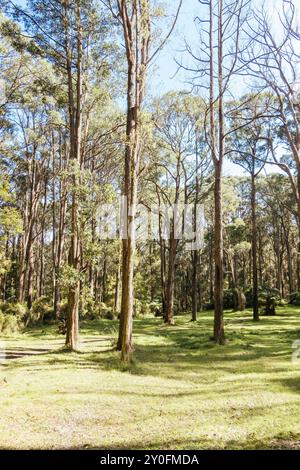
[151,0,300,95]
[10,0,300,176]
[149,0,300,176]
[149,0,248,176]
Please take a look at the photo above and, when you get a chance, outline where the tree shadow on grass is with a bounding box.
[24,430,299,450]
[272,376,300,393]
[1,433,299,450]
[3,312,300,382]
[4,347,53,360]
[3,331,296,380]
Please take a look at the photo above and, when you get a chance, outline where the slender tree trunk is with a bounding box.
[65,0,82,350]
[209,234,214,304]
[158,208,167,317]
[117,66,137,355]
[27,248,34,310]
[191,141,200,322]
[118,184,137,359]
[251,173,259,321]
[18,245,26,303]
[213,162,225,344]
[114,263,121,314]
[165,235,177,325]
[191,250,198,321]
[258,229,263,285]
[102,254,107,303]
[209,0,225,344]
[116,0,151,360]
[283,222,293,295]
[114,240,122,313]
[297,173,300,291]
[39,177,47,298]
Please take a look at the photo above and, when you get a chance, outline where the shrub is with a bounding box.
[103,310,115,320]
[203,301,214,310]
[56,301,68,335]
[223,289,234,309]
[0,301,27,319]
[96,302,111,319]
[133,298,151,317]
[0,301,28,328]
[148,301,163,316]
[244,286,254,308]
[258,286,281,306]
[258,286,281,316]
[203,288,246,311]
[80,286,97,319]
[0,311,21,334]
[29,296,53,325]
[289,292,300,306]
[58,300,68,320]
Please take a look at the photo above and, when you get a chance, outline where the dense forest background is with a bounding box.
[1,0,300,362]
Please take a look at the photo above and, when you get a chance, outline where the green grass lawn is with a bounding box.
[0,307,300,450]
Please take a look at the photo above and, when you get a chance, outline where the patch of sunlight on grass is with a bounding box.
[0,306,300,449]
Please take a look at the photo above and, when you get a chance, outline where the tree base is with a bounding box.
[164,318,175,326]
[120,344,135,363]
[63,344,80,353]
[215,338,226,345]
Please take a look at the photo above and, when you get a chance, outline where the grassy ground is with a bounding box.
[0,306,300,450]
